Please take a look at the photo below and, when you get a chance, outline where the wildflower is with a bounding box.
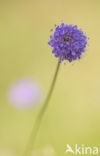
[8,78,43,109]
[23,23,88,156]
[48,23,87,62]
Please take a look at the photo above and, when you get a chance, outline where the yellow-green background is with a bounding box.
[0,0,100,155]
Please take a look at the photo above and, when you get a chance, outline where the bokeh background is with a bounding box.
[0,0,100,155]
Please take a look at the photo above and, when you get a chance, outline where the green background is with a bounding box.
[0,0,100,155]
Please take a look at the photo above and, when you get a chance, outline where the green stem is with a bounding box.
[23,58,61,156]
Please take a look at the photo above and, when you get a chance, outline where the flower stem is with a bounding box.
[23,58,61,156]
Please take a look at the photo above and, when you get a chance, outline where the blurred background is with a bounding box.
[0,0,100,155]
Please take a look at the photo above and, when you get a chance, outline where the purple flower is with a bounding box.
[8,78,43,109]
[48,23,88,62]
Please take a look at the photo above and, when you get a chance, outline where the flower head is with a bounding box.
[8,78,43,109]
[48,23,87,62]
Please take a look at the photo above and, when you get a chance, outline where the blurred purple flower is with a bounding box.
[48,23,88,62]
[8,78,43,109]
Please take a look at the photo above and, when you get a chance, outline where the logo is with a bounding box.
[66,144,99,155]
